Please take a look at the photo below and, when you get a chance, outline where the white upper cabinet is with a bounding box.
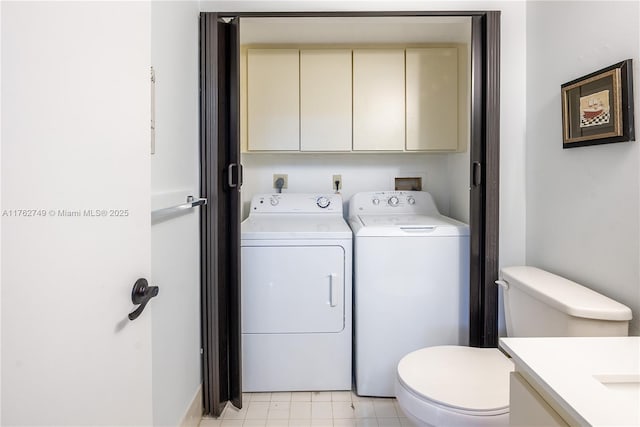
[406,48,459,151]
[247,49,300,151]
[300,49,352,152]
[243,46,464,153]
[352,49,406,151]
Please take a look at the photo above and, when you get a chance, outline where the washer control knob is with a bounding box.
[372,198,380,206]
[270,197,279,206]
[316,196,331,209]
[388,196,400,207]
[407,196,416,205]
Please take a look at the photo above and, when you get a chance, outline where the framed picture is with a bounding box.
[561,59,634,149]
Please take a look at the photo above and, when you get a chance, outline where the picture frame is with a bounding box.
[561,59,634,149]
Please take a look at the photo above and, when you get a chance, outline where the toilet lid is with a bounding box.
[397,346,514,414]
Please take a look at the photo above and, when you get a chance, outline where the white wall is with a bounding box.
[242,153,456,219]
[526,1,640,335]
[150,1,202,425]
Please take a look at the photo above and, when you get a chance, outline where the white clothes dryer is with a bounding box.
[241,193,352,392]
[349,191,470,397]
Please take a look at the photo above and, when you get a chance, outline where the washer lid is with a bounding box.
[397,346,514,414]
[355,214,469,237]
[241,214,352,240]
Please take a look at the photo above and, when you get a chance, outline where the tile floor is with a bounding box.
[198,391,415,427]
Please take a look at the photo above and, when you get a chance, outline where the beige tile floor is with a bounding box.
[198,391,415,427]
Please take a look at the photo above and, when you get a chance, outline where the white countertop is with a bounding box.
[500,337,640,427]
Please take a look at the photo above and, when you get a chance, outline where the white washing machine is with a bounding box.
[349,191,470,397]
[241,193,352,392]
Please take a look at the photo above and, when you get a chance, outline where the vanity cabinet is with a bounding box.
[247,49,300,151]
[510,372,569,427]
[352,49,406,151]
[501,337,640,427]
[300,49,352,152]
[406,48,459,151]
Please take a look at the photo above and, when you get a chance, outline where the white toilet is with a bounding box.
[395,266,632,426]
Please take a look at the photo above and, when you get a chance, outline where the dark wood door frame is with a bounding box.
[199,10,500,416]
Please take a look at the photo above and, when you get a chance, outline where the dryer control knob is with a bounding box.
[270,197,279,206]
[316,196,331,209]
[388,196,400,207]
[407,196,416,205]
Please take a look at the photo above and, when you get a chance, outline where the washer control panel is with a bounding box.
[349,191,439,215]
[250,193,343,214]
[370,192,420,208]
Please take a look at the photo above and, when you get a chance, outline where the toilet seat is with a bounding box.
[395,346,514,426]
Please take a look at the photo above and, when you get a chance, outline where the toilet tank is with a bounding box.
[500,266,632,337]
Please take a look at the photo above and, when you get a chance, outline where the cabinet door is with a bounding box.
[510,372,570,426]
[406,48,458,151]
[353,49,405,151]
[247,49,299,151]
[300,49,352,152]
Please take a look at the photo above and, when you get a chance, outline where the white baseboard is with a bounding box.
[179,384,203,427]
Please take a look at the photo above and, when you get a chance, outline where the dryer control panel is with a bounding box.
[250,193,343,214]
[349,191,440,215]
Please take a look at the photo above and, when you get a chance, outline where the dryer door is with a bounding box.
[242,245,345,333]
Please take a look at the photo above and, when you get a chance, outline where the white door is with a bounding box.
[2,2,154,425]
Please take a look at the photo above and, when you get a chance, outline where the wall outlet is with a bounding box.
[332,174,342,191]
[273,174,288,190]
